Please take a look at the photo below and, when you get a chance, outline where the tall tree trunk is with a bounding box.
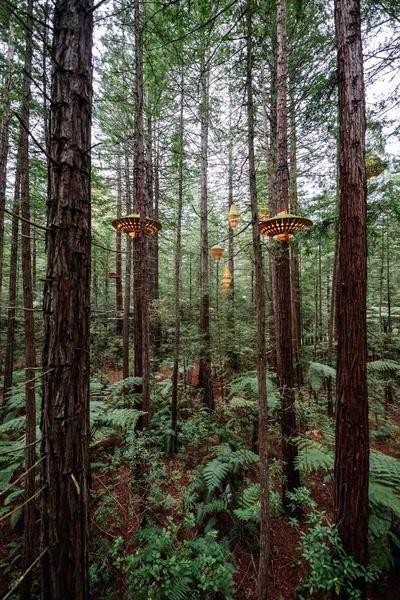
[288,103,303,386]
[19,1,36,597]
[274,0,300,507]
[0,40,14,377]
[246,2,270,597]
[40,1,93,597]
[122,154,132,380]
[133,0,150,430]
[198,59,214,411]
[334,0,369,595]
[2,168,21,413]
[116,155,123,316]
[171,71,184,454]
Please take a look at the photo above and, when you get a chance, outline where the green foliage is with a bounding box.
[367,359,400,374]
[111,519,236,600]
[307,361,336,392]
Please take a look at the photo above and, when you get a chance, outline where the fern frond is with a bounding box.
[295,437,334,472]
[167,576,191,600]
[370,452,400,488]
[307,362,336,392]
[368,360,400,374]
[203,459,230,492]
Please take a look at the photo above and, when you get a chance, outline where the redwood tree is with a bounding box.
[334,0,369,595]
[41,0,93,596]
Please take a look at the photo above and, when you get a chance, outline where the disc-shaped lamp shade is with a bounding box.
[221,266,232,290]
[112,213,161,237]
[209,245,224,262]
[260,203,269,221]
[366,154,387,181]
[228,204,239,229]
[259,212,312,242]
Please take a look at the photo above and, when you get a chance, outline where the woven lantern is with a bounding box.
[259,211,312,242]
[366,154,387,180]
[260,203,269,221]
[228,204,239,229]
[209,245,224,262]
[112,213,161,238]
[221,266,232,290]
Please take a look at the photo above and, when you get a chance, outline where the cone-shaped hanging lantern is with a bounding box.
[221,266,232,290]
[112,213,161,238]
[259,211,312,242]
[260,203,269,221]
[209,245,224,262]
[366,154,387,180]
[228,204,239,229]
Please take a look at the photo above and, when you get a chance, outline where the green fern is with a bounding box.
[203,459,230,493]
[367,359,400,374]
[295,437,334,472]
[307,361,336,392]
[167,576,191,600]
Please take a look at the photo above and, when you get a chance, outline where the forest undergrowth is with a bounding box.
[1,362,400,600]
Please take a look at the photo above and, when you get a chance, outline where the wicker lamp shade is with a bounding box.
[366,154,387,181]
[221,266,232,290]
[209,245,224,262]
[112,213,161,237]
[228,204,239,229]
[259,212,312,242]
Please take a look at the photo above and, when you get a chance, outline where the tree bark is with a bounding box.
[198,59,214,411]
[40,1,93,597]
[19,1,36,597]
[246,1,270,597]
[133,0,150,431]
[2,167,21,414]
[334,0,369,595]
[274,0,300,507]
[171,70,184,454]
[0,39,14,377]
[116,155,123,316]
[122,154,132,380]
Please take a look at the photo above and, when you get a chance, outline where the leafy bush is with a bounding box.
[111,518,236,600]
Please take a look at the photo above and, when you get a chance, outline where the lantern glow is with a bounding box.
[259,212,312,241]
[366,154,387,181]
[221,266,232,290]
[228,204,239,229]
[112,213,161,237]
[209,245,224,262]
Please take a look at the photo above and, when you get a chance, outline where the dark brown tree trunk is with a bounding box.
[334,0,369,595]
[122,155,132,380]
[133,0,150,431]
[0,40,14,377]
[40,1,93,597]
[246,1,270,597]
[274,0,300,507]
[198,60,214,411]
[116,155,123,316]
[171,71,184,454]
[2,167,21,414]
[288,104,303,386]
[19,2,36,597]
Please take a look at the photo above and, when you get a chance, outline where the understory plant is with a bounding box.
[111,517,236,600]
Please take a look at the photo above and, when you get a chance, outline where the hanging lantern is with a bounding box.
[228,204,239,229]
[366,154,387,180]
[259,211,312,242]
[209,245,224,262]
[112,213,161,237]
[109,272,117,278]
[260,203,269,221]
[221,266,232,290]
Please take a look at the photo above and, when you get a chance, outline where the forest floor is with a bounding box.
[1,368,400,599]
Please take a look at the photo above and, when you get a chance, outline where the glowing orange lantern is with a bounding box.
[221,266,232,290]
[209,245,224,262]
[112,213,161,237]
[259,211,312,242]
[228,204,239,229]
